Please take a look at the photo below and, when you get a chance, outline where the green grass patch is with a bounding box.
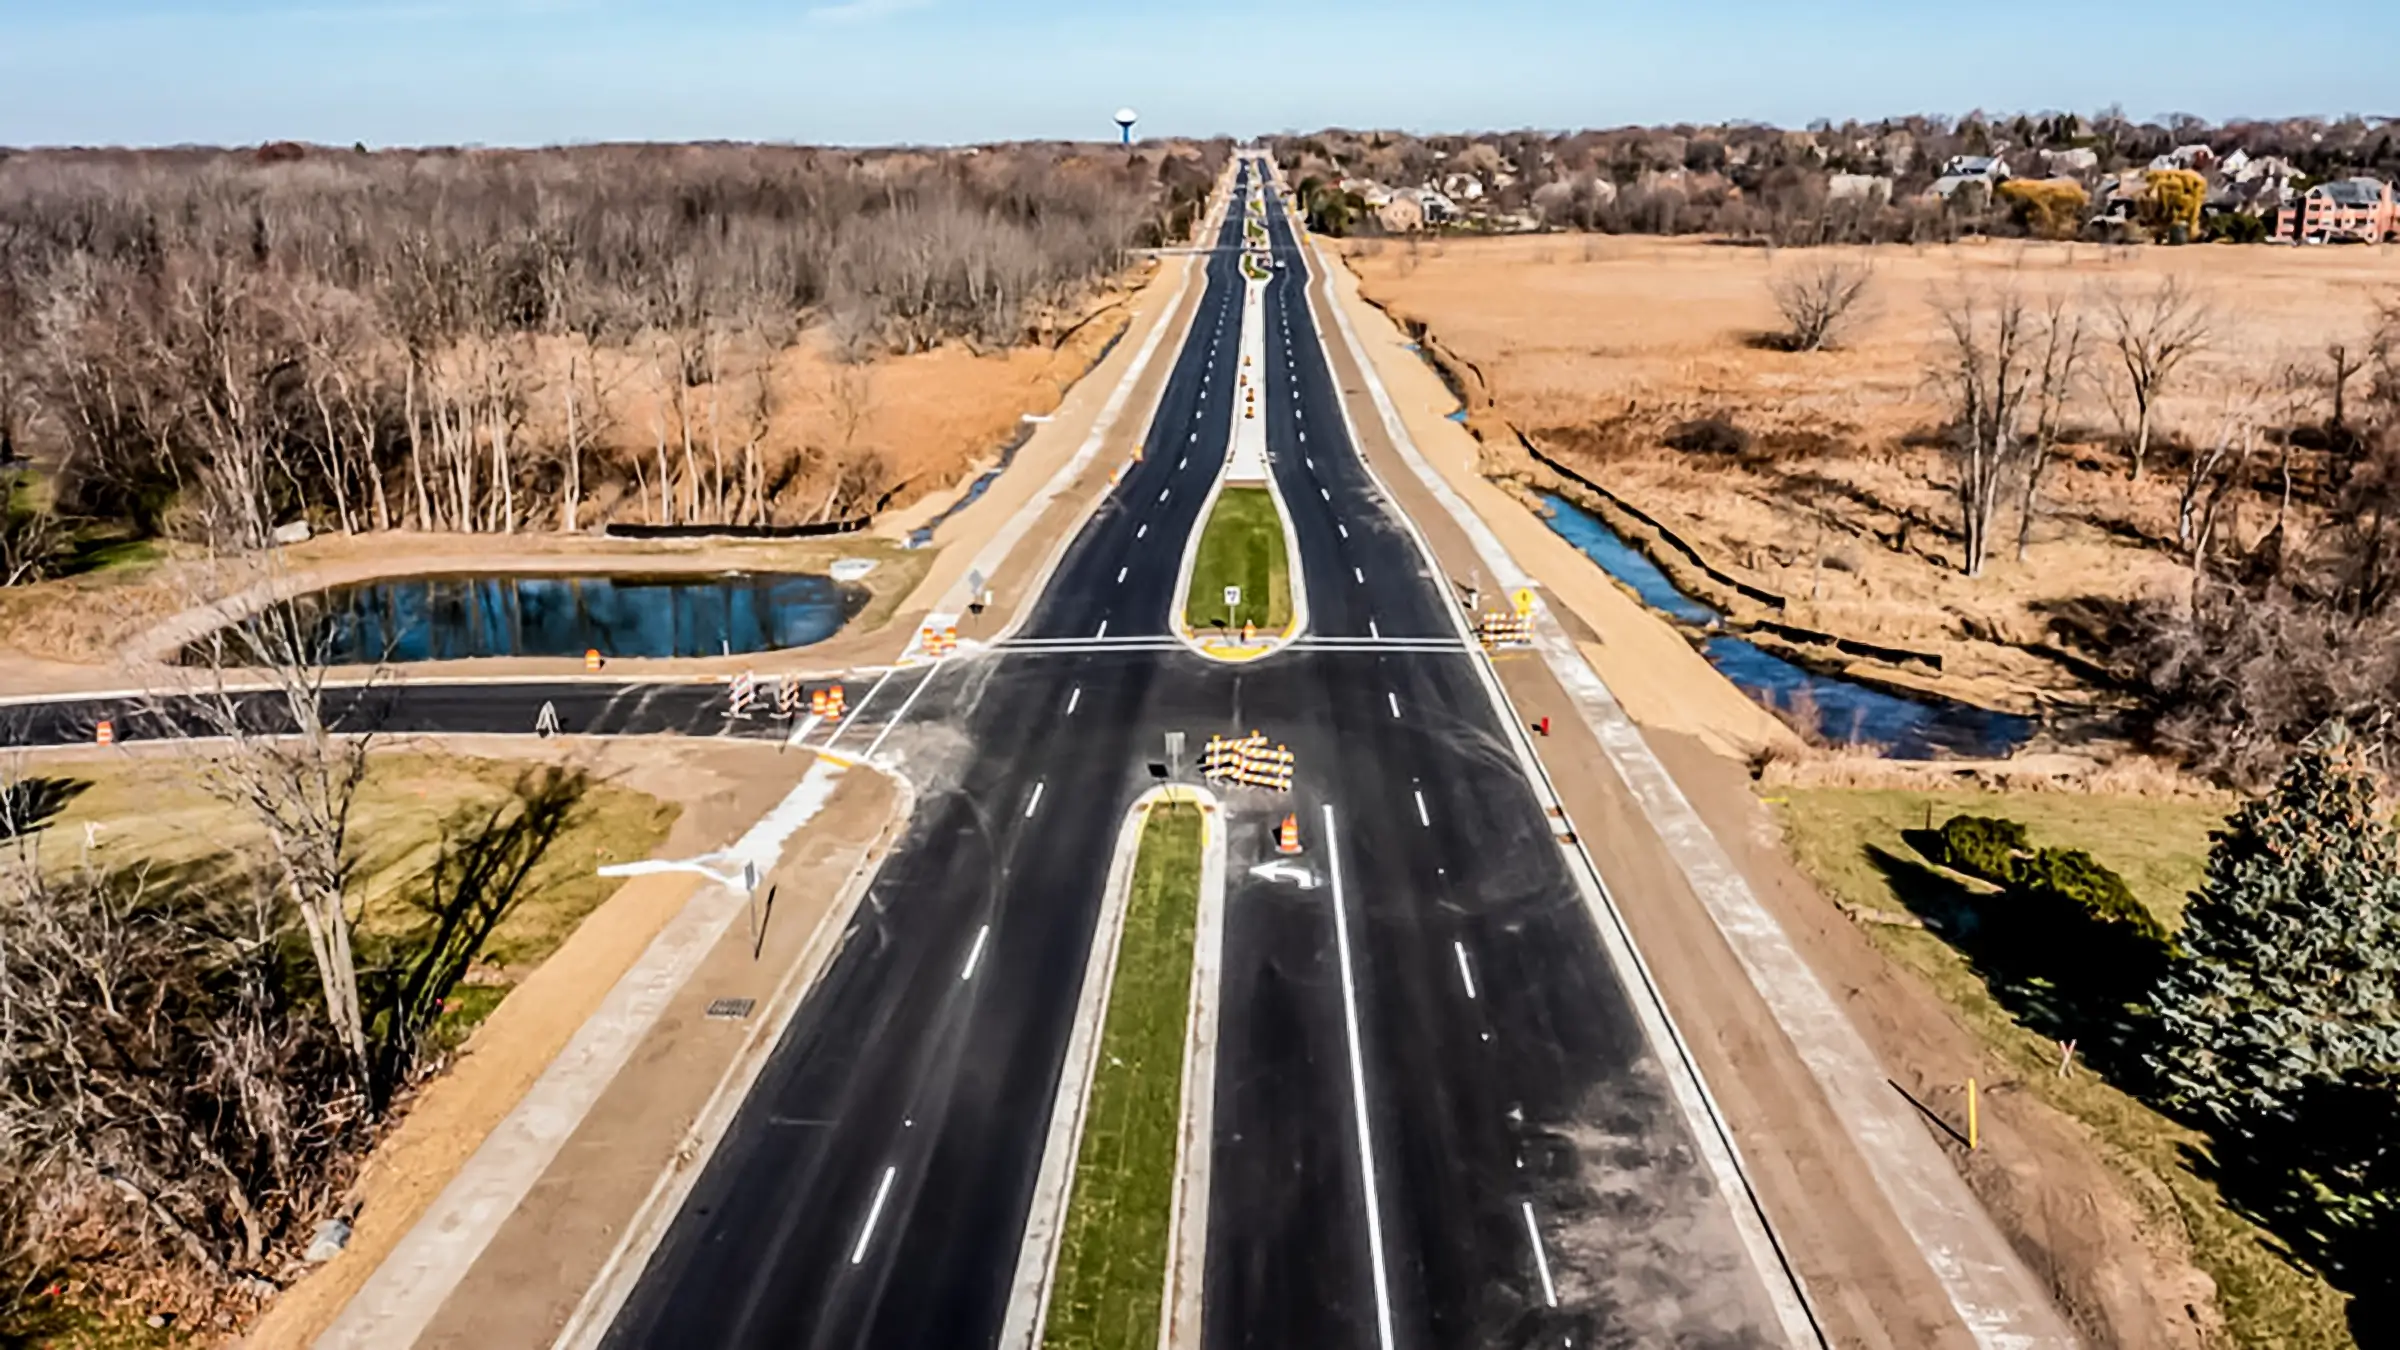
[1774,786,2359,1348]
[1043,804,1204,1350]
[1183,487,1291,633]
[21,753,679,1042]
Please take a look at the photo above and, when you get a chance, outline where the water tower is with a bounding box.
[1114,108,1138,145]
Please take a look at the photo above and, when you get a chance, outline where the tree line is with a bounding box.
[0,139,1228,563]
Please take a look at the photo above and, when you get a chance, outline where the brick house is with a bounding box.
[2274,177,2399,243]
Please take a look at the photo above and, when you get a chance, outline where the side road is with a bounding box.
[1305,220,2080,1349]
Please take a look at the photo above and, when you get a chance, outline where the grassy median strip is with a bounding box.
[1043,803,1205,1350]
[1183,486,1291,633]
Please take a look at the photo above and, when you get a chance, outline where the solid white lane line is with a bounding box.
[1388,691,1401,719]
[850,1166,898,1265]
[1096,620,1109,639]
[1414,790,1430,827]
[1066,687,1082,715]
[1116,566,1128,584]
[1323,809,1400,1350]
[961,924,991,981]
[1354,567,1365,584]
[1523,1202,1558,1307]
[1454,940,1477,1000]
[1025,781,1046,818]
[1136,523,1148,539]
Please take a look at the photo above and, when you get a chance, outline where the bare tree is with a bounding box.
[2102,275,2213,480]
[165,583,380,1078]
[2017,291,2090,560]
[2179,383,2263,564]
[1932,281,2038,578]
[1768,258,1874,352]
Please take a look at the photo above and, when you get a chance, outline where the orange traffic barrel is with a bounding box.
[94,718,114,747]
[585,648,603,671]
[1276,813,1301,854]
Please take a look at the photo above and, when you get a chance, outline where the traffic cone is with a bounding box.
[94,718,114,747]
[1276,813,1301,854]
[585,648,603,671]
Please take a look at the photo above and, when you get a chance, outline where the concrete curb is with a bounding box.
[1304,218,2078,1349]
[1160,790,1227,1350]
[999,785,1221,1350]
[1168,199,1309,662]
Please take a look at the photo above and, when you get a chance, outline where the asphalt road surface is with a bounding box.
[0,162,1802,1347]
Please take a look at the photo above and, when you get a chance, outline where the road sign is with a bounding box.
[1512,587,1536,618]
[1223,585,1241,607]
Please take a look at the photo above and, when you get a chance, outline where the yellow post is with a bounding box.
[1967,1077,1980,1151]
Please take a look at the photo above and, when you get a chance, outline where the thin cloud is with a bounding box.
[807,0,932,21]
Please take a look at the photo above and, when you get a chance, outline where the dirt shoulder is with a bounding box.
[1341,233,2400,713]
[236,737,880,1350]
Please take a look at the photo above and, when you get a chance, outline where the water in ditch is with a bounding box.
[1539,494,2037,759]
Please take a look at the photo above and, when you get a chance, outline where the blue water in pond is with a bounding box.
[272,573,855,663]
[1537,494,2037,759]
[1537,493,1722,626]
[1446,409,1469,424]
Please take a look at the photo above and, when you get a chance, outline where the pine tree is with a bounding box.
[2147,726,2400,1136]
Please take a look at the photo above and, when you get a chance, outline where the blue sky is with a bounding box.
[0,0,2389,148]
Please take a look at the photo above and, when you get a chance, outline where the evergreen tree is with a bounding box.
[2147,726,2400,1135]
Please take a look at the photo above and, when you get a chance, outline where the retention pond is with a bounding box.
[207,572,862,664]
[1539,493,2036,759]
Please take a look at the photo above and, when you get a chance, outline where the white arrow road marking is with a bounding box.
[1248,860,1319,890]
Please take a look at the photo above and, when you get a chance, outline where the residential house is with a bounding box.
[1439,171,1486,202]
[1930,154,2010,198]
[2275,177,2400,242]
[2151,143,2218,175]
[1339,176,1393,208]
[1376,192,1425,233]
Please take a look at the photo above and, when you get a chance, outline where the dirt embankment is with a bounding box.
[1343,234,2400,714]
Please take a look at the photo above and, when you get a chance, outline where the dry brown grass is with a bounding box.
[1348,234,2400,702]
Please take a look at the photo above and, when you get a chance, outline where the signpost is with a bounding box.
[1223,584,1241,631]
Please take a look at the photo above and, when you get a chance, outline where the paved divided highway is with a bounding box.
[0,161,1805,1348]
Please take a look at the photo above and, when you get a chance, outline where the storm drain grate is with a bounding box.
[705,997,757,1020]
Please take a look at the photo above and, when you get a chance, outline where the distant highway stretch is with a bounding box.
[1,159,1804,1348]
